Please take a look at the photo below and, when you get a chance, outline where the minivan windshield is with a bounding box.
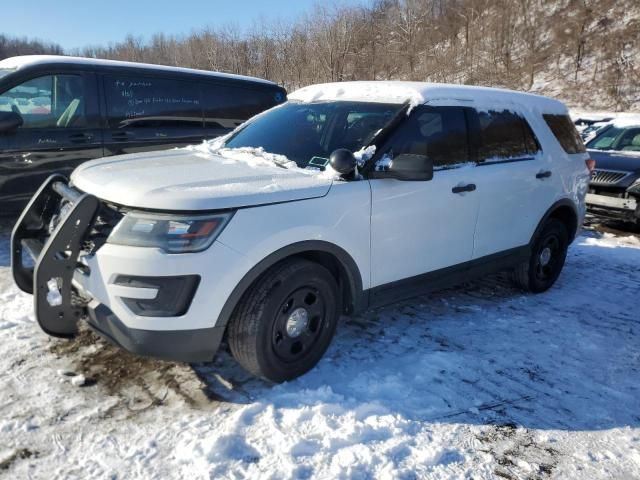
[224,101,403,168]
[0,68,14,80]
[586,125,640,153]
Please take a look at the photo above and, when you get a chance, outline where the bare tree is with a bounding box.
[4,0,639,110]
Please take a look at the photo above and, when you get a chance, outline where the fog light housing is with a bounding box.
[114,275,200,317]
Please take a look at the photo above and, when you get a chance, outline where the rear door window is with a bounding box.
[543,114,586,153]
[380,106,471,169]
[104,75,202,129]
[475,109,540,162]
[202,83,284,129]
[0,74,87,128]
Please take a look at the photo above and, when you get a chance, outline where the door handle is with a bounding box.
[112,131,134,142]
[69,133,92,144]
[536,170,552,179]
[452,183,476,194]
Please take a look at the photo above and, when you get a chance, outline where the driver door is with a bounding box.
[368,105,480,304]
[0,72,102,211]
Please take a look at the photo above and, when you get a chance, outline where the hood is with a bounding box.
[71,148,332,211]
[588,149,640,188]
[588,149,640,173]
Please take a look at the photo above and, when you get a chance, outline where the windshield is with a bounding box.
[224,101,403,168]
[587,125,640,152]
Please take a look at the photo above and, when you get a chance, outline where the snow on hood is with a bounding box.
[71,146,332,211]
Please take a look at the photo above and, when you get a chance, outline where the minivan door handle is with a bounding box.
[536,170,552,179]
[69,133,93,144]
[111,131,134,142]
[451,183,476,194]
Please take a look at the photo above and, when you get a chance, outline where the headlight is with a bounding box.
[107,211,234,253]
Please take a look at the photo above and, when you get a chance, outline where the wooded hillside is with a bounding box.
[0,34,62,59]
[2,0,639,110]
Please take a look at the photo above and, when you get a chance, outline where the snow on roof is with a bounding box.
[289,81,567,113]
[0,55,277,86]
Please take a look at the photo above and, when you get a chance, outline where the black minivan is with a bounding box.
[0,55,287,213]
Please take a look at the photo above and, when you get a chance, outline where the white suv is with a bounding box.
[12,82,591,382]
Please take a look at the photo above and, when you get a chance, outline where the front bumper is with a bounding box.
[87,303,225,362]
[586,193,640,223]
[11,175,234,363]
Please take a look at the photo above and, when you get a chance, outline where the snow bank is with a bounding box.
[2,221,640,479]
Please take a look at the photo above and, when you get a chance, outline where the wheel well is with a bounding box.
[219,242,364,338]
[547,204,578,242]
[295,251,356,315]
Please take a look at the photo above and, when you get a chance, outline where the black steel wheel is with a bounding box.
[271,286,327,364]
[228,258,339,383]
[512,218,569,293]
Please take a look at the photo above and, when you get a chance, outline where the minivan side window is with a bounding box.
[543,114,587,154]
[476,109,540,162]
[0,74,86,128]
[105,75,202,129]
[202,84,284,129]
[380,106,470,168]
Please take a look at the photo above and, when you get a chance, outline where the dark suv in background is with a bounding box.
[0,55,286,213]
[585,120,640,225]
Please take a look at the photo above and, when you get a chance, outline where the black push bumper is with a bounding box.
[11,175,222,363]
[11,175,99,338]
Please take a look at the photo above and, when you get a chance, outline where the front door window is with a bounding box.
[0,74,86,129]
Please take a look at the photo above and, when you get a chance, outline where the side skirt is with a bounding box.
[366,246,530,309]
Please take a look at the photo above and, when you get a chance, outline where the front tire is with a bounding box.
[227,258,340,383]
[512,218,569,293]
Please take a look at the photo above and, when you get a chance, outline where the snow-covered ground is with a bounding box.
[1,219,639,479]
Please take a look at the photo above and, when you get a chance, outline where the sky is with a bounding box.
[3,0,364,51]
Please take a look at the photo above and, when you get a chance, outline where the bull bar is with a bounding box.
[11,175,99,338]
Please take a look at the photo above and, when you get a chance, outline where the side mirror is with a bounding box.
[372,154,433,181]
[329,149,357,175]
[0,111,23,133]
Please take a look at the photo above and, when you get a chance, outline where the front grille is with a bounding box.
[82,203,122,254]
[591,169,629,185]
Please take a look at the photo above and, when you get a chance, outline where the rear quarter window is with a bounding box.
[543,114,586,153]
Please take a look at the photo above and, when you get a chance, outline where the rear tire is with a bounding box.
[227,258,340,383]
[512,218,569,293]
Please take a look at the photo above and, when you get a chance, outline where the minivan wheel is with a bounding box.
[227,259,340,383]
[512,218,569,293]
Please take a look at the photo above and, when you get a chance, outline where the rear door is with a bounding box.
[0,71,102,209]
[102,73,205,156]
[469,108,551,258]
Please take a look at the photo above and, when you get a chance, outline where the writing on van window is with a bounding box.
[105,75,202,128]
[114,80,153,89]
